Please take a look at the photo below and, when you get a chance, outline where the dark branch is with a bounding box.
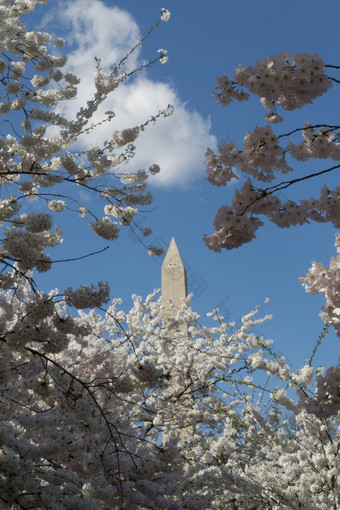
[51,245,109,263]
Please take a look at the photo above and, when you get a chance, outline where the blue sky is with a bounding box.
[27,0,339,372]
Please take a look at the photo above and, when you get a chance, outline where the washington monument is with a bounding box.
[161,238,192,440]
[161,237,188,325]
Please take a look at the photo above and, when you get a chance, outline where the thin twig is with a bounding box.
[51,245,109,263]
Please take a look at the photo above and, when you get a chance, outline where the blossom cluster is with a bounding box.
[215,52,332,112]
[300,232,340,336]
[3,214,61,273]
[288,123,340,161]
[160,8,171,22]
[64,282,110,309]
[206,125,292,188]
[204,179,339,251]
[305,365,340,418]
[89,217,120,240]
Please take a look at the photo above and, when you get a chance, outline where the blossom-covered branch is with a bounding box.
[205,52,339,251]
[0,0,172,288]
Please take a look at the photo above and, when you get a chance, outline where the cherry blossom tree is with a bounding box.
[0,2,339,509]
[199,48,340,509]
[0,0,171,286]
[204,52,340,251]
[2,268,339,509]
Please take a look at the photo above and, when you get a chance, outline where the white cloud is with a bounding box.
[55,0,216,187]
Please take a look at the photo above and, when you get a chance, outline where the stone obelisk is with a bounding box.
[161,237,188,327]
[161,238,192,442]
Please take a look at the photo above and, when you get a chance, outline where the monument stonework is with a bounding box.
[161,237,188,326]
[161,238,193,441]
